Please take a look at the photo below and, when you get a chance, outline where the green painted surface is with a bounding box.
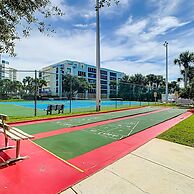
[34,130,114,160]
[34,108,187,160]
[17,107,160,134]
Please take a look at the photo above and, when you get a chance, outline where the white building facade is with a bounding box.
[39,60,125,99]
[0,59,17,81]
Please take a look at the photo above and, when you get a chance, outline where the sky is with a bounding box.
[3,0,194,81]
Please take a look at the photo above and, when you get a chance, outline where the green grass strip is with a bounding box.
[158,114,194,147]
[34,108,187,160]
[17,107,160,135]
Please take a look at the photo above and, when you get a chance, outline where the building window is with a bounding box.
[67,68,71,74]
[78,71,86,77]
[110,72,116,77]
[56,81,58,86]
[101,80,107,85]
[88,67,96,73]
[101,89,107,94]
[39,72,42,78]
[88,79,96,84]
[100,75,107,80]
[88,88,96,93]
[56,88,58,93]
[101,85,107,89]
[88,73,96,78]
[110,76,116,81]
[110,85,116,90]
[100,70,107,75]
[56,74,58,80]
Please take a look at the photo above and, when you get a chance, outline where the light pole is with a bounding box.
[34,70,37,116]
[96,0,101,111]
[163,41,168,103]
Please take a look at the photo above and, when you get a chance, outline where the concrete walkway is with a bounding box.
[62,139,194,194]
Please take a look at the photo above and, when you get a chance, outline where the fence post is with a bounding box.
[69,76,72,113]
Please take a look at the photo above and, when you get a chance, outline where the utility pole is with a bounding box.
[96,0,101,111]
[163,41,168,103]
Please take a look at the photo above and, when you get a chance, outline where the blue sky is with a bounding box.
[4,0,194,80]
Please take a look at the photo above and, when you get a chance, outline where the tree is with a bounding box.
[168,81,180,93]
[22,76,47,96]
[99,0,119,8]
[0,79,12,96]
[174,51,194,88]
[62,74,90,99]
[180,66,194,85]
[146,74,157,88]
[109,80,117,98]
[22,76,34,94]
[0,1,63,55]
[37,79,47,96]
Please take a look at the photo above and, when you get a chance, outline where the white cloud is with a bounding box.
[74,23,96,29]
[3,0,194,83]
[116,17,148,37]
[102,59,181,80]
[142,16,190,40]
[8,29,96,70]
[148,0,181,17]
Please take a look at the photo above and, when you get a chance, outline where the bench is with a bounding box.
[0,114,34,166]
[45,104,64,115]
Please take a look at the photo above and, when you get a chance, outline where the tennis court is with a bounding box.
[0,99,151,117]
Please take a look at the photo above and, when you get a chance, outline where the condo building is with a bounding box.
[0,59,17,81]
[39,60,125,99]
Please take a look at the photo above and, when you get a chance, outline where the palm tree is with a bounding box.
[174,51,194,88]
[130,74,146,85]
[37,79,47,96]
[146,74,157,89]
[155,75,165,88]
[181,66,194,85]
[22,76,34,94]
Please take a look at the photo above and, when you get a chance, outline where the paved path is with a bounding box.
[62,139,194,194]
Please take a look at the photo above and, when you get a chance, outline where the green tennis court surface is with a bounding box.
[16,107,160,135]
[34,108,187,160]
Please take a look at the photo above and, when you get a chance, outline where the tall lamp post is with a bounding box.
[163,41,168,102]
[96,0,101,111]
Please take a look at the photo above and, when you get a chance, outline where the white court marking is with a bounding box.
[86,120,141,140]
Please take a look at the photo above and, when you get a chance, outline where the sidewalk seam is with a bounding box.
[70,187,80,194]
[131,153,194,180]
[105,169,150,194]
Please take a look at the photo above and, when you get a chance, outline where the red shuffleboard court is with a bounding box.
[0,111,192,194]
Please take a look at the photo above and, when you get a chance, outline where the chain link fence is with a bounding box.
[0,69,163,118]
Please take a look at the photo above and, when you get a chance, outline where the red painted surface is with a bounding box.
[34,108,166,140]
[0,111,191,194]
[0,138,87,194]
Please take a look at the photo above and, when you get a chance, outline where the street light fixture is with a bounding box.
[163,41,168,103]
[96,0,101,111]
